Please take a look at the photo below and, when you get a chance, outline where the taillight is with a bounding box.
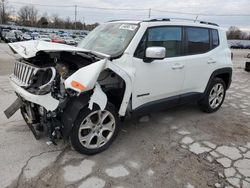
[231,52,233,60]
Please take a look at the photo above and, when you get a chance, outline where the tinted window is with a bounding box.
[186,27,210,55]
[134,27,182,59]
[147,27,182,58]
[212,29,219,48]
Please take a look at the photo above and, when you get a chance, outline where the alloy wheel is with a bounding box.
[209,83,225,109]
[78,110,116,149]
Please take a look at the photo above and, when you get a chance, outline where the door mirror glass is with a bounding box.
[145,47,166,60]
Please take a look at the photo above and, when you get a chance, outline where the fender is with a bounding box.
[88,63,132,116]
[65,57,132,116]
[64,59,107,92]
[62,59,107,139]
[88,84,108,111]
[61,60,133,139]
[106,62,133,116]
[204,67,233,95]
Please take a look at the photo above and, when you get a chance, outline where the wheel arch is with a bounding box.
[204,67,232,95]
[61,91,93,140]
[88,64,132,117]
[61,63,132,139]
[105,63,132,116]
[98,70,126,113]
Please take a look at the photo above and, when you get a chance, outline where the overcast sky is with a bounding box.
[9,0,250,30]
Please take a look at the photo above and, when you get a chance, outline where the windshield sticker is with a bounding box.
[119,24,137,31]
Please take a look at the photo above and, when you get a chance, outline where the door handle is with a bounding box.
[207,59,216,64]
[172,64,184,70]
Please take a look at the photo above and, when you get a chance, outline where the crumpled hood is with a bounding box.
[8,40,109,59]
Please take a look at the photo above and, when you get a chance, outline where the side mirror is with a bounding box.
[145,47,166,62]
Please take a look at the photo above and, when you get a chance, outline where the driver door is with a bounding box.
[132,26,185,110]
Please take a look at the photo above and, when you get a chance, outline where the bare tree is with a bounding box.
[17,5,38,26]
[37,17,48,27]
[0,0,11,24]
[64,16,72,29]
[227,26,250,40]
[36,13,48,27]
[86,22,99,30]
[51,14,64,28]
[227,26,243,40]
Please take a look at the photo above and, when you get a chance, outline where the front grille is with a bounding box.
[12,61,38,87]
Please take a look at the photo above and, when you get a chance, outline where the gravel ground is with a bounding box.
[0,43,249,188]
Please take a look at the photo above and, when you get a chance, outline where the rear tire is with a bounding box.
[199,78,226,113]
[70,102,120,155]
[245,62,250,72]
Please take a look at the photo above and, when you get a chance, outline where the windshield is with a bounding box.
[78,23,139,56]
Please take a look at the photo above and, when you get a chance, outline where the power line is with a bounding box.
[8,1,250,17]
[9,1,74,8]
[77,6,148,11]
[9,1,148,10]
[153,9,250,17]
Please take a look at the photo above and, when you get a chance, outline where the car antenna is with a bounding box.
[194,15,199,23]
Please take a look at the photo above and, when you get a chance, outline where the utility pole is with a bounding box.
[1,0,5,24]
[194,15,199,22]
[148,8,151,18]
[82,16,85,30]
[74,5,77,29]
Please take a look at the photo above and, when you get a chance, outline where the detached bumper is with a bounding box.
[10,77,59,111]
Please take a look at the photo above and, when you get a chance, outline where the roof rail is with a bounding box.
[144,18,170,22]
[199,21,219,26]
[107,18,219,27]
[107,19,139,22]
[142,18,219,26]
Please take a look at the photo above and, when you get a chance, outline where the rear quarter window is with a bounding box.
[211,29,219,48]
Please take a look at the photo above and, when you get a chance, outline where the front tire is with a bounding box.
[199,78,226,113]
[70,103,120,155]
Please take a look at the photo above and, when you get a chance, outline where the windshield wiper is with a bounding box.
[89,50,110,59]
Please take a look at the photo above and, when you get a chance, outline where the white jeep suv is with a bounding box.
[5,19,233,155]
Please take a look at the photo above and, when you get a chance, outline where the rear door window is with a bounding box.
[186,27,210,55]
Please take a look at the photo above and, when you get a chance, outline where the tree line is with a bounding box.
[0,1,98,30]
[227,26,250,40]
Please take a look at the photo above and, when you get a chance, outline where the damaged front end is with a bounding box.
[4,40,110,144]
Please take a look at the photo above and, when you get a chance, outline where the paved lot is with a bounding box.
[0,43,250,188]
